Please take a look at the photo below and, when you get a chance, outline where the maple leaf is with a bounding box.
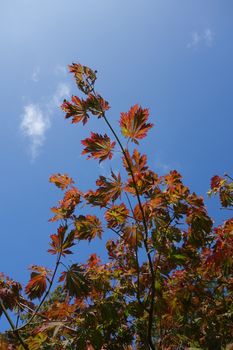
[81,132,115,162]
[48,225,75,256]
[49,173,74,190]
[74,215,103,241]
[43,300,77,320]
[120,104,153,144]
[105,204,129,228]
[49,187,81,222]
[209,175,233,207]
[59,264,90,297]
[97,171,122,203]
[86,93,110,117]
[210,175,225,190]
[0,275,22,313]
[125,171,158,196]
[123,149,148,175]
[186,207,213,246]
[87,254,101,268]
[69,63,97,94]
[164,170,182,188]
[61,96,89,125]
[122,225,143,248]
[61,187,81,209]
[85,171,122,207]
[25,266,51,300]
[24,333,48,350]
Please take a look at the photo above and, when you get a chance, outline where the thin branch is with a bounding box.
[224,173,233,181]
[17,250,62,331]
[125,192,146,311]
[109,226,124,239]
[0,299,29,350]
[97,105,155,350]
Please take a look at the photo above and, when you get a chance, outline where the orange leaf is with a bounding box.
[68,63,97,94]
[25,266,51,300]
[49,173,74,190]
[81,132,115,162]
[123,149,148,175]
[48,225,75,256]
[105,204,129,228]
[74,215,102,241]
[61,96,89,125]
[85,172,122,207]
[120,104,153,144]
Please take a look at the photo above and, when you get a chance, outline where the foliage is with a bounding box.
[0,63,232,350]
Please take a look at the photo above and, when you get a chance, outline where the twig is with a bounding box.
[17,250,62,331]
[0,299,29,350]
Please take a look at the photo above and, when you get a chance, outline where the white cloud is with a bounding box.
[20,104,50,160]
[203,28,214,47]
[20,82,70,160]
[31,66,40,82]
[187,31,201,49]
[52,83,70,107]
[187,28,214,49]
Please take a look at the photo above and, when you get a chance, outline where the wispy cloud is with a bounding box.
[20,81,70,160]
[187,31,201,49]
[20,104,50,160]
[203,28,214,47]
[187,28,214,49]
[31,66,40,82]
[52,83,70,107]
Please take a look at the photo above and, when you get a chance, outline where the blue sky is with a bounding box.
[1,0,233,328]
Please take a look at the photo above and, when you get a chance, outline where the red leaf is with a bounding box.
[49,188,81,222]
[85,94,110,117]
[25,266,51,300]
[120,104,153,144]
[59,264,90,297]
[123,149,148,175]
[68,63,97,94]
[49,173,74,190]
[210,175,225,190]
[85,171,122,207]
[74,215,103,241]
[105,204,129,228]
[48,225,75,256]
[61,96,89,125]
[81,132,115,162]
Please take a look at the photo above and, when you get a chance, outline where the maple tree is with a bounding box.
[0,63,233,350]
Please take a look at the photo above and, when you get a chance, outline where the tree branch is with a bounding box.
[0,299,29,350]
[16,250,62,331]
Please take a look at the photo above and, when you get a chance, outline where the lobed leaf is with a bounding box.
[69,63,97,94]
[48,225,75,256]
[61,96,89,125]
[74,215,103,241]
[49,173,74,190]
[81,132,116,162]
[59,264,90,297]
[25,266,51,300]
[105,204,129,228]
[85,171,122,207]
[120,104,153,144]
